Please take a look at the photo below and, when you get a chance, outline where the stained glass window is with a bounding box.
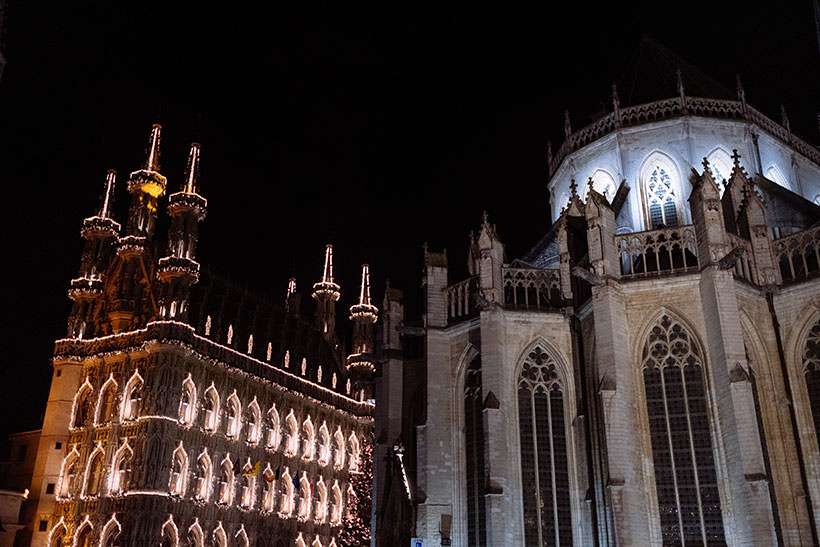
[642,315,725,545]
[518,346,573,546]
[646,167,679,229]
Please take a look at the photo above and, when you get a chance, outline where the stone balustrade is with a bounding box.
[616,225,698,278]
[774,225,820,283]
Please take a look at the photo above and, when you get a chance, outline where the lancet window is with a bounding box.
[240,461,255,507]
[187,521,205,547]
[217,457,234,505]
[48,521,66,547]
[298,473,312,519]
[170,443,188,496]
[318,422,331,466]
[110,441,132,494]
[58,448,81,497]
[348,433,360,473]
[84,445,106,497]
[203,384,220,433]
[95,376,118,425]
[213,525,228,547]
[333,427,346,470]
[160,517,178,547]
[247,399,262,445]
[331,481,343,525]
[267,405,281,449]
[74,521,93,547]
[285,411,299,456]
[315,477,328,522]
[72,380,93,428]
[464,355,486,547]
[642,314,725,544]
[303,416,316,460]
[99,515,121,547]
[802,320,820,454]
[179,375,197,425]
[262,465,276,511]
[226,392,242,438]
[194,450,212,500]
[120,371,143,421]
[518,346,572,547]
[642,159,680,229]
[280,469,295,516]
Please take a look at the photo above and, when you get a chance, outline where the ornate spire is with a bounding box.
[358,264,372,306]
[312,244,341,339]
[780,104,791,136]
[183,143,201,194]
[287,277,296,301]
[145,124,162,172]
[348,264,378,398]
[563,110,572,138]
[735,74,746,105]
[99,170,116,219]
[569,178,578,197]
[612,82,621,128]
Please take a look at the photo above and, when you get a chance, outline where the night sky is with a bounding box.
[1,2,818,449]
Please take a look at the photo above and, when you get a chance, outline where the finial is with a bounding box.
[702,157,711,173]
[676,68,685,95]
[321,244,334,283]
[183,143,201,194]
[100,169,117,219]
[358,264,372,306]
[563,110,572,138]
[547,140,553,164]
[611,82,620,110]
[287,277,296,299]
[145,124,162,172]
[482,210,489,226]
[735,74,746,102]
[780,104,791,134]
[569,178,578,197]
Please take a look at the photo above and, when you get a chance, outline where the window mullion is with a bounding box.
[530,386,543,547]
[659,363,685,541]
[547,387,560,546]
[679,363,708,545]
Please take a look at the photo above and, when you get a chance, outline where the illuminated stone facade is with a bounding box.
[382,73,820,546]
[26,128,375,547]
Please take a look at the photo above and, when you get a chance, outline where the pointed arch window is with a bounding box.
[83,445,106,497]
[518,346,572,547]
[179,375,197,425]
[170,443,189,496]
[58,448,81,498]
[110,441,133,494]
[74,520,93,547]
[120,371,143,422]
[99,515,121,547]
[95,375,118,425]
[187,520,205,547]
[348,433,360,473]
[235,527,250,547]
[267,405,281,450]
[203,384,220,433]
[194,450,212,501]
[333,427,346,470]
[226,391,242,439]
[160,516,179,547]
[217,456,234,505]
[285,410,299,456]
[48,520,66,547]
[802,320,820,453]
[331,480,343,525]
[642,157,681,229]
[464,355,486,547]
[302,416,316,461]
[642,314,725,544]
[240,460,256,508]
[706,148,732,194]
[318,422,331,466]
[280,468,295,516]
[262,465,276,511]
[315,477,328,522]
[72,380,94,429]
[212,524,228,547]
[298,474,312,519]
[247,399,262,445]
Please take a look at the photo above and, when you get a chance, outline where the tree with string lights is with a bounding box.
[338,439,373,547]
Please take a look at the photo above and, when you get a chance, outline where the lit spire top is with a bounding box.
[99,169,117,219]
[312,244,340,301]
[322,244,334,283]
[183,143,201,194]
[287,277,296,300]
[358,264,372,306]
[145,124,162,172]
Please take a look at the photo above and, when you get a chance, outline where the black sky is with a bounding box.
[1,2,818,447]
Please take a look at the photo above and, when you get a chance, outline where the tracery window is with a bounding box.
[802,320,820,454]
[84,445,106,497]
[48,521,66,547]
[99,515,121,547]
[518,346,572,547]
[95,376,118,425]
[464,356,486,547]
[74,521,93,547]
[645,165,679,229]
[179,375,197,425]
[642,315,725,544]
[203,384,220,433]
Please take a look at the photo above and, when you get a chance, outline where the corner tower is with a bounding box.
[347,264,378,401]
[157,142,207,321]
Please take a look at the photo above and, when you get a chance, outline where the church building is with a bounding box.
[373,50,820,546]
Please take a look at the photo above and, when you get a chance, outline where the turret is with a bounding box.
[156,143,207,321]
[67,170,121,338]
[285,277,301,317]
[476,211,504,305]
[347,264,379,401]
[312,244,340,341]
[125,124,167,239]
